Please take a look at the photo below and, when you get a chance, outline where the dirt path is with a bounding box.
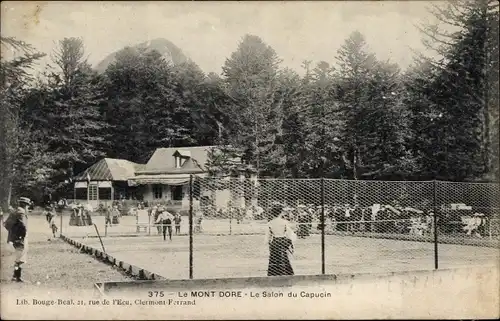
[1,216,131,301]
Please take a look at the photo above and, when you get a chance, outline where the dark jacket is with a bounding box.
[3,209,27,245]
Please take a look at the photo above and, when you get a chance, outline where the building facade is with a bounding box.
[74,146,257,210]
[73,158,143,208]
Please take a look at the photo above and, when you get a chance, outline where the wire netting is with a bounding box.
[57,178,499,280]
[435,181,500,258]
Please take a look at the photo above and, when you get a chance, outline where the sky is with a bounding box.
[1,1,444,76]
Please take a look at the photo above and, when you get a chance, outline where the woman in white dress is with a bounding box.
[265,203,297,276]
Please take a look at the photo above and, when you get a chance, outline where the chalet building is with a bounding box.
[73,158,144,208]
[73,146,257,210]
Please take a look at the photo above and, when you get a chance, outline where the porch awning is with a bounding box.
[128,175,190,186]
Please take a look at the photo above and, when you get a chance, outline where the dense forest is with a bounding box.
[1,0,498,206]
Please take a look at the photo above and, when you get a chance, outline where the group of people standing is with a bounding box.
[104,205,122,227]
[150,205,182,241]
[68,203,94,226]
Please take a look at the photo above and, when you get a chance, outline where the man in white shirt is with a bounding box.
[156,209,174,241]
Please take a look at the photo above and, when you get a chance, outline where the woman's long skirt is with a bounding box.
[267,237,294,276]
[86,213,93,226]
[77,215,84,226]
[69,213,77,226]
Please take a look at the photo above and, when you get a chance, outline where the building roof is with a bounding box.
[136,146,216,175]
[74,158,143,181]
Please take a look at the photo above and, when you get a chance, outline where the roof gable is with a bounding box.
[138,146,215,174]
[74,158,143,181]
[173,149,191,158]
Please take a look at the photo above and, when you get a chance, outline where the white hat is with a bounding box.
[18,197,31,205]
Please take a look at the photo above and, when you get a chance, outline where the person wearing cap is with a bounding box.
[3,197,30,282]
[265,202,296,276]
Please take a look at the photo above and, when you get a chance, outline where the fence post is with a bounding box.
[321,177,325,275]
[148,211,151,236]
[189,174,194,279]
[488,218,492,240]
[433,180,439,270]
[60,210,63,237]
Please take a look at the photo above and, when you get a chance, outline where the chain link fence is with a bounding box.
[57,177,499,280]
[190,177,499,278]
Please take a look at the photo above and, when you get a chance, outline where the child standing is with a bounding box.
[174,213,182,235]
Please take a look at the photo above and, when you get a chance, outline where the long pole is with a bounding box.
[320,96,326,275]
[433,180,438,270]
[60,210,63,236]
[321,177,325,275]
[189,175,194,279]
[93,223,106,253]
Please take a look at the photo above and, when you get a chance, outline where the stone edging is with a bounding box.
[60,234,165,281]
[94,265,497,294]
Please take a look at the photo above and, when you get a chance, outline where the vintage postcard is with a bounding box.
[1,0,499,319]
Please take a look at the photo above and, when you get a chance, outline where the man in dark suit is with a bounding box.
[3,197,30,282]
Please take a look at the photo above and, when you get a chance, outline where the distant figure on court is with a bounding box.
[195,209,204,233]
[84,203,94,226]
[104,206,112,227]
[174,213,182,235]
[77,204,85,226]
[48,210,58,239]
[111,205,120,225]
[296,204,308,238]
[265,202,296,276]
[156,209,174,241]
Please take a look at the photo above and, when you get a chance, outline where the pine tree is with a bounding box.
[0,37,49,206]
[33,38,109,193]
[335,31,416,180]
[221,34,285,177]
[413,0,499,181]
[103,48,189,162]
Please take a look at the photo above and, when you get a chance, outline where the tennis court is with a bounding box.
[70,226,499,279]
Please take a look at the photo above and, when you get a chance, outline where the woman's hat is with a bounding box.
[269,202,284,219]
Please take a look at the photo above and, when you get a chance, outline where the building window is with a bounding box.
[171,186,183,201]
[175,156,188,168]
[75,188,87,200]
[99,188,112,200]
[88,184,98,201]
[153,185,163,199]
